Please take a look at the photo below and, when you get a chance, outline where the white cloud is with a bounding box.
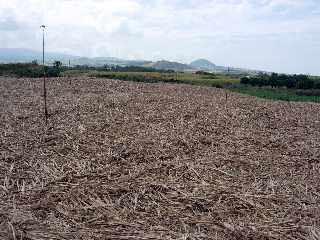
[0,0,319,74]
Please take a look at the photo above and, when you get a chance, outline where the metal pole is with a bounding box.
[41,25,48,122]
[68,59,72,84]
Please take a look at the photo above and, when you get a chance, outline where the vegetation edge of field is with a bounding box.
[1,63,320,103]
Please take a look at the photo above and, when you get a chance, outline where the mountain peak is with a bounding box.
[148,60,194,71]
[190,59,216,70]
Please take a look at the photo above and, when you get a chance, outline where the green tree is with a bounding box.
[53,61,62,68]
[31,60,38,65]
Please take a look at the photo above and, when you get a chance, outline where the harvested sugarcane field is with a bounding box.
[0,76,319,240]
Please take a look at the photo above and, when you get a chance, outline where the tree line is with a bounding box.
[0,61,64,78]
[100,64,174,73]
[241,73,320,89]
[66,64,175,73]
[0,62,174,78]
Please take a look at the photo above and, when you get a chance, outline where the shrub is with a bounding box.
[296,76,314,89]
[46,67,61,77]
[240,77,249,84]
[195,71,216,78]
[0,63,63,78]
[285,78,297,89]
[15,67,43,78]
[276,74,290,88]
[314,81,320,89]
[269,73,278,87]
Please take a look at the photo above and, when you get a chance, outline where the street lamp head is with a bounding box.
[40,25,46,29]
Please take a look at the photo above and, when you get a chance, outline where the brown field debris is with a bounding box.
[0,76,319,240]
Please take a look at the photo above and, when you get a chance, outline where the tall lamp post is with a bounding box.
[40,25,48,122]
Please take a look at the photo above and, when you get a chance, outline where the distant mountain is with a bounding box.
[147,60,194,71]
[190,59,216,70]
[0,48,264,74]
[0,48,150,67]
[71,57,152,67]
[190,58,264,74]
[0,48,77,63]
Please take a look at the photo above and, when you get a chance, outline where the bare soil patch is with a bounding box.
[1,77,319,239]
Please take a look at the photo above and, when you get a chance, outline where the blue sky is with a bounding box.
[0,0,319,74]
